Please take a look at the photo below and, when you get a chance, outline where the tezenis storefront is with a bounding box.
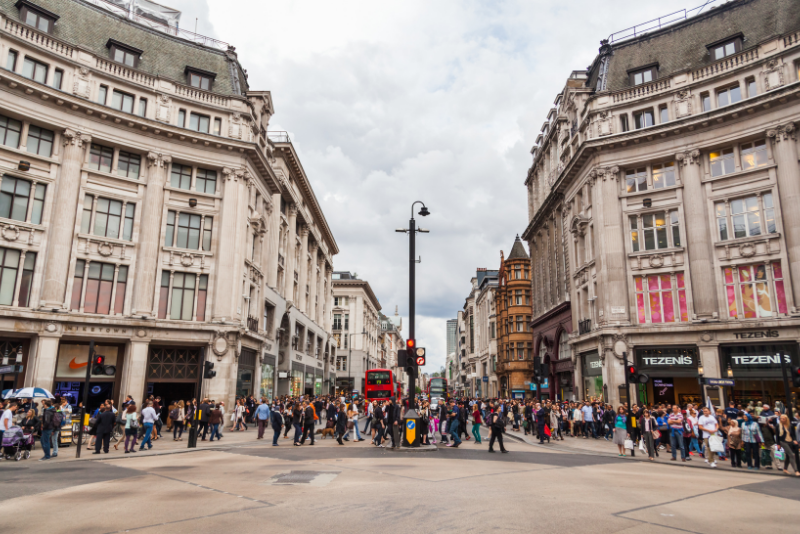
[719,343,800,407]
[635,347,702,407]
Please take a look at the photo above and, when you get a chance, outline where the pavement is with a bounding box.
[2,421,800,533]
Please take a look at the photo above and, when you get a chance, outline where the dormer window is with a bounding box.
[106,39,142,68]
[708,35,742,61]
[16,1,58,34]
[185,67,216,91]
[628,64,658,86]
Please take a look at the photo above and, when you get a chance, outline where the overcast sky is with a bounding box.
[168,0,694,371]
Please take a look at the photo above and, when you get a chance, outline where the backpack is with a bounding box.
[169,408,180,421]
[53,411,64,428]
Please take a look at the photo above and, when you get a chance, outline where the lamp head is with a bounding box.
[418,206,430,217]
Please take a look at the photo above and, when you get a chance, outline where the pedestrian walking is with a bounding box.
[209,404,223,441]
[640,409,657,461]
[668,405,687,462]
[302,402,316,445]
[446,400,461,448]
[488,405,507,453]
[139,401,158,451]
[777,414,799,476]
[255,398,270,439]
[92,406,115,454]
[727,419,743,468]
[123,403,138,453]
[613,406,629,456]
[171,400,186,441]
[698,406,719,468]
[270,404,283,446]
[39,400,56,461]
[197,399,211,441]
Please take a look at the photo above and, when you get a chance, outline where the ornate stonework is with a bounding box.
[766,123,795,143]
[146,152,171,168]
[62,128,91,148]
[676,149,701,166]
[72,67,91,99]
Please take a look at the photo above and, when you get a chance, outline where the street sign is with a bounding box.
[0,365,14,374]
[482,376,488,383]
[416,356,425,366]
[705,378,735,387]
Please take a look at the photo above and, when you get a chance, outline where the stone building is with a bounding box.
[331,271,381,394]
[473,268,498,398]
[496,237,534,399]
[0,0,337,410]
[522,0,800,408]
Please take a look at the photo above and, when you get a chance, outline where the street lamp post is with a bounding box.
[396,201,429,403]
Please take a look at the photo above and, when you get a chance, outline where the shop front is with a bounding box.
[290,362,304,397]
[635,347,701,407]
[259,354,275,401]
[581,351,604,402]
[0,338,29,393]
[315,368,323,395]
[236,349,256,398]
[720,342,800,407]
[145,345,202,409]
[54,341,124,412]
[552,358,575,401]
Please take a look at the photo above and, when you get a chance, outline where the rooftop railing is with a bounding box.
[607,0,722,44]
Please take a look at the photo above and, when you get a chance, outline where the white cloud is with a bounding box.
[171,0,692,370]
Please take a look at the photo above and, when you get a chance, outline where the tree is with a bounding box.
[415,386,421,394]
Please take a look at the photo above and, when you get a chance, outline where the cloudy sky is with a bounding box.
[168,0,694,371]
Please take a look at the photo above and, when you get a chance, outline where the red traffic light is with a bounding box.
[407,339,415,349]
[95,355,105,365]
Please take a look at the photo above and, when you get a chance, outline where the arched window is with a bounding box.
[558,330,570,361]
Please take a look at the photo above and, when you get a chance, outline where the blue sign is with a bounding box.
[482,376,488,383]
[406,420,415,430]
[530,378,549,391]
[705,378,735,387]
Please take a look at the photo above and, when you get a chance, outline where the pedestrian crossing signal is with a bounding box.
[204,360,216,379]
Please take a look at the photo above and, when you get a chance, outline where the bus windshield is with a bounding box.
[367,371,391,385]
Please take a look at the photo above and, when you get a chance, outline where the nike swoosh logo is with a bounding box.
[69,358,88,370]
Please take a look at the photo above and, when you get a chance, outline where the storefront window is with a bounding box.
[637,347,700,407]
[236,368,253,398]
[260,363,274,401]
[724,262,787,319]
[314,377,322,395]
[582,351,603,402]
[305,371,314,395]
[290,369,303,397]
[634,273,688,324]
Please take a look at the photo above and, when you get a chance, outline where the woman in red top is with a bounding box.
[471,406,483,444]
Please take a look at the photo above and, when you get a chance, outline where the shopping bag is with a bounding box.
[709,435,725,454]
[774,446,786,461]
[652,430,661,440]
[544,425,551,437]
[624,439,634,450]
[639,440,647,453]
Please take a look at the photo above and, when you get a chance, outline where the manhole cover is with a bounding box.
[268,470,340,486]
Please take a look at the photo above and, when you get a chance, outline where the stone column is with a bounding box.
[131,152,171,317]
[119,338,150,401]
[266,194,280,289]
[40,129,91,308]
[213,168,247,322]
[324,265,333,331]
[29,331,62,390]
[676,150,717,319]
[308,243,318,321]
[298,225,309,313]
[767,123,800,310]
[283,204,298,302]
[594,166,629,323]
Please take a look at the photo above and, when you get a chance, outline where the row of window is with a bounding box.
[0,247,36,308]
[0,176,45,224]
[503,315,531,334]
[6,51,64,91]
[633,261,788,324]
[628,36,742,87]
[0,114,55,157]
[332,313,350,331]
[504,342,533,362]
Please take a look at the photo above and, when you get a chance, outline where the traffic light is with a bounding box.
[626,364,638,382]
[407,339,416,350]
[533,356,542,379]
[414,347,426,367]
[91,355,105,375]
[792,365,800,388]
[398,349,408,368]
[203,360,216,379]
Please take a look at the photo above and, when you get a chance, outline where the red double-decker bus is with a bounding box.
[427,377,449,401]
[365,369,394,401]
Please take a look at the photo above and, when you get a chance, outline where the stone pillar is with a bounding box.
[266,196,279,289]
[594,166,629,323]
[119,338,150,401]
[298,225,309,313]
[768,123,800,310]
[131,152,171,317]
[213,168,247,322]
[284,204,298,302]
[40,129,91,308]
[308,243,318,321]
[676,150,717,319]
[30,332,62,390]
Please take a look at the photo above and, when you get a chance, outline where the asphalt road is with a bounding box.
[1,433,798,533]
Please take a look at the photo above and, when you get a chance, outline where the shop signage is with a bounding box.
[56,344,119,379]
[590,360,602,369]
[706,378,735,386]
[0,364,14,374]
[729,354,791,366]
[554,359,574,373]
[640,354,694,367]
[733,330,778,339]
[278,371,288,378]
[64,325,129,334]
[611,306,626,314]
[482,376,488,382]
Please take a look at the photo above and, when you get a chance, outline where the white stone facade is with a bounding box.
[0,1,337,409]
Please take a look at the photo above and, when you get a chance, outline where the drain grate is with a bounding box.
[269,470,340,486]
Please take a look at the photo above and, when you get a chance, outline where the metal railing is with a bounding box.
[578,319,592,335]
[246,315,259,332]
[608,1,721,44]
[267,131,292,144]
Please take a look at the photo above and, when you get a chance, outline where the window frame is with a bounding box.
[714,192,776,242]
[716,84,742,107]
[116,150,141,179]
[106,39,142,68]
[6,49,18,71]
[184,66,216,91]
[110,89,135,114]
[634,272,689,324]
[707,35,743,61]
[723,261,787,320]
[17,2,58,34]
[21,56,48,84]
[629,209,681,252]
[188,112,210,134]
[0,114,23,148]
[709,147,735,177]
[0,175,33,222]
[628,64,658,86]
[633,108,655,130]
[88,143,114,173]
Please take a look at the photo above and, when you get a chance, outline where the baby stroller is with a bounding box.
[2,426,34,461]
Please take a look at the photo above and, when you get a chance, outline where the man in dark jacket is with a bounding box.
[301,402,316,445]
[335,403,348,445]
[524,402,534,436]
[93,406,116,454]
[536,403,547,444]
[39,400,55,460]
[489,404,508,453]
[270,405,283,446]
[198,399,211,441]
[446,400,461,447]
